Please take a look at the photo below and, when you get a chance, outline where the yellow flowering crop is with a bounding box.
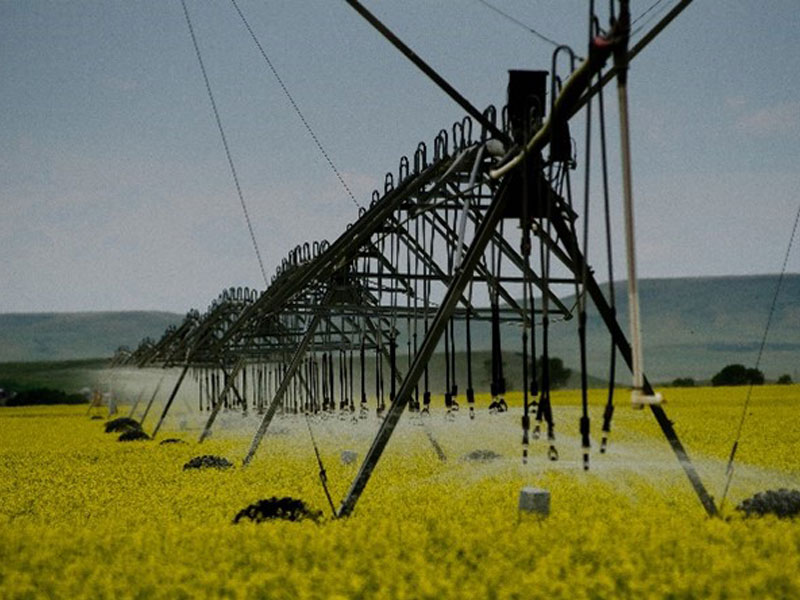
[1,385,799,599]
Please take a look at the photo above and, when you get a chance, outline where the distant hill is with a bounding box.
[1,275,797,384]
[313,274,800,388]
[0,311,181,362]
[470,274,800,383]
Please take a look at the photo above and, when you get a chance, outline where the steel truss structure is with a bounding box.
[116,0,717,518]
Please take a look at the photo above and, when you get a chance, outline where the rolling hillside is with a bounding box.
[489,274,800,383]
[0,275,797,384]
[409,274,799,384]
[0,311,181,362]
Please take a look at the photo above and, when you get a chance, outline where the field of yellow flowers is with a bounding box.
[1,385,799,599]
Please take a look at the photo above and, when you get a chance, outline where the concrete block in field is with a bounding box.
[519,487,550,517]
[341,450,358,465]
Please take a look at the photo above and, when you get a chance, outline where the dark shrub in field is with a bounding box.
[737,489,800,518]
[6,387,87,406]
[183,455,233,470]
[105,417,141,433]
[159,438,187,445]
[118,429,150,442]
[711,364,764,386]
[233,497,322,523]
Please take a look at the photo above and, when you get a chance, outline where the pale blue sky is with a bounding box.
[2,1,798,312]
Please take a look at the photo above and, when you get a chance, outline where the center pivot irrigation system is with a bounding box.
[115,0,719,518]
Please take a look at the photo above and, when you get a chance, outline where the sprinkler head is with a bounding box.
[548,445,559,462]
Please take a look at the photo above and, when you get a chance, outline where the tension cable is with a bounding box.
[303,412,337,518]
[229,0,362,211]
[180,0,269,286]
[720,201,800,510]
[475,0,571,53]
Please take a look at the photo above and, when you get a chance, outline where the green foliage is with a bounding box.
[0,358,108,393]
[481,357,514,393]
[5,387,87,406]
[711,364,764,387]
[534,355,572,390]
[777,374,793,385]
[672,377,696,387]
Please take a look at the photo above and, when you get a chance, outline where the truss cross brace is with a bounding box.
[198,358,247,443]
[137,376,164,424]
[337,178,513,517]
[151,361,191,438]
[242,290,334,466]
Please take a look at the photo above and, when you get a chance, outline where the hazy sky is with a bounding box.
[2,1,799,313]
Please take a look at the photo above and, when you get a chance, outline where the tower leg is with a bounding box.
[242,291,332,466]
[338,179,513,517]
[549,211,718,517]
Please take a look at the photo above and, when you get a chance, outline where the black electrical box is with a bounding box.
[507,70,548,143]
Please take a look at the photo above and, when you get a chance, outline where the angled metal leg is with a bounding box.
[151,362,191,438]
[126,389,146,419]
[138,375,165,425]
[362,313,447,463]
[549,210,718,517]
[198,358,246,443]
[338,180,512,517]
[242,290,333,466]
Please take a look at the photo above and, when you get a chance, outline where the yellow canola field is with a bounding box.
[1,385,799,599]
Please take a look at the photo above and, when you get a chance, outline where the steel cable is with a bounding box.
[229,0,362,211]
[180,0,269,286]
[475,0,569,51]
[720,201,800,510]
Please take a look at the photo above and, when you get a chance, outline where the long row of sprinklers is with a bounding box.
[114,17,615,455]
[119,81,588,444]
[118,105,510,345]
[115,98,552,377]
[108,0,732,520]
